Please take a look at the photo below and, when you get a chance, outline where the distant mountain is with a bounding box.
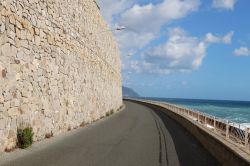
[122,86,140,98]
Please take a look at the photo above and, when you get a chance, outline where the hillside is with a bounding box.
[122,86,140,98]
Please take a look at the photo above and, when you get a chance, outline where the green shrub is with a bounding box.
[110,109,114,114]
[67,126,72,131]
[17,127,34,149]
[106,112,110,117]
[80,121,88,127]
[105,110,114,117]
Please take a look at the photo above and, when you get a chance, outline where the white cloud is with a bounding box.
[205,31,234,44]
[97,0,133,24]
[204,33,220,43]
[142,28,207,73]
[97,1,235,76]
[116,31,155,53]
[120,0,200,33]
[126,28,234,74]
[98,0,200,55]
[223,31,234,43]
[213,0,237,10]
[234,47,250,56]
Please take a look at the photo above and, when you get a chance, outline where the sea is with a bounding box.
[142,98,250,125]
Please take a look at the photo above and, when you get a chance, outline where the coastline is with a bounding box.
[137,97,250,124]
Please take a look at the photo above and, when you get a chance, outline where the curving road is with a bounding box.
[0,101,219,166]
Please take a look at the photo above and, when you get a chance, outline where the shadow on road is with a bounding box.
[146,104,221,166]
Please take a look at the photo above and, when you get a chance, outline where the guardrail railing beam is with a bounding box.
[143,100,250,153]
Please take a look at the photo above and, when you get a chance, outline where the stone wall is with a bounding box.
[0,0,122,152]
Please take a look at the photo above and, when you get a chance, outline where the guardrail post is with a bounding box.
[197,112,200,123]
[245,128,249,148]
[226,120,229,139]
[213,116,216,131]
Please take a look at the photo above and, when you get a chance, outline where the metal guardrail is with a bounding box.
[141,100,250,153]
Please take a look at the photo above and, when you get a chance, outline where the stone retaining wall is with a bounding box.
[0,0,122,152]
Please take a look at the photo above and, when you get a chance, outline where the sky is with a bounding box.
[97,0,250,101]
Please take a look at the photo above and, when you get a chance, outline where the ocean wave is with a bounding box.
[159,98,250,123]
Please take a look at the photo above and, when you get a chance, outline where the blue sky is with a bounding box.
[98,0,250,101]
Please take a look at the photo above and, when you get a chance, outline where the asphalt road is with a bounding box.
[0,101,219,166]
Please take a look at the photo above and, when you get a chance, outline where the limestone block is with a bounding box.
[20,30,27,40]
[0,23,5,34]
[16,20,22,29]
[1,43,11,56]
[40,29,46,39]
[8,107,19,116]
[10,63,20,73]
[0,117,6,129]
[0,44,18,60]
[20,104,29,114]
[35,35,41,46]
[31,16,37,27]
[7,129,16,140]
[15,37,21,48]
[0,33,8,45]
[8,30,15,40]
[16,51,24,59]
[34,28,39,35]
[3,101,10,111]
[11,98,20,107]
[27,31,33,41]
[36,19,41,28]
[16,28,21,38]
[10,118,17,130]
[6,140,16,152]
[9,15,15,25]
[3,92,12,102]
[47,34,54,44]
[8,23,15,32]
[7,37,15,45]
[20,39,29,49]
[0,95,4,103]
[21,89,32,98]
